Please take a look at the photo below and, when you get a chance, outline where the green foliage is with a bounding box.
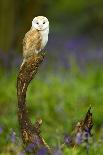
[0,0,103,51]
[0,0,16,51]
[0,65,103,154]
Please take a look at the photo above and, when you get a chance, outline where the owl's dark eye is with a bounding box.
[43,21,45,24]
[36,22,39,25]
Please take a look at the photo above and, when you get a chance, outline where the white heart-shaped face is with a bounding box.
[32,16,49,31]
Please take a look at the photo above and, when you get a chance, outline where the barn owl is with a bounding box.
[22,16,49,63]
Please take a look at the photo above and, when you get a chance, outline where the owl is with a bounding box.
[22,16,49,62]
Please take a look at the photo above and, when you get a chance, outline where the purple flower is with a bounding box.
[83,127,91,141]
[37,147,47,155]
[64,134,72,146]
[84,131,90,140]
[25,143,35,152]
[10,131,16,143]
[0,127,3,134]
[75,132,82,144]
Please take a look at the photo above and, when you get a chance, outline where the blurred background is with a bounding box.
[0,0,103,69]
[0,0,103,154]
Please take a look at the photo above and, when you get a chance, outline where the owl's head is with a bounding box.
[32,16,49,31]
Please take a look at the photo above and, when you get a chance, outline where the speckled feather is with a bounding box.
[23,27,42,59]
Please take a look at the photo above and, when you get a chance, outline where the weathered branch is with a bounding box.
[16,51,93,154]
[64,107,93,148]
[74,107,93,136]
[17,53,51,154]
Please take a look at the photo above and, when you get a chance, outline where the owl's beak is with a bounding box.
[39,25,43,29]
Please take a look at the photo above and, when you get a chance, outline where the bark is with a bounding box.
[17,53,51,154]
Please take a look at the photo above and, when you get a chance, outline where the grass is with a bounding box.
[0,63,103,154]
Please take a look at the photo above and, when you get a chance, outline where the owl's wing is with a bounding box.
[23,28,41,58]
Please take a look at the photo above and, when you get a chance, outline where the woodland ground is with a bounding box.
[0,63,103,155]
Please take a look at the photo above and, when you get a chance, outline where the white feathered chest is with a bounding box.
[40,28,49,50]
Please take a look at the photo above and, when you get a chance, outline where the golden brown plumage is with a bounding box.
[23,27,42,59]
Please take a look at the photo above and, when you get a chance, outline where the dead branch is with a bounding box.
[17,53,51,154]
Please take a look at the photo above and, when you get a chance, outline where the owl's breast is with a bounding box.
[40,28,49,50]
